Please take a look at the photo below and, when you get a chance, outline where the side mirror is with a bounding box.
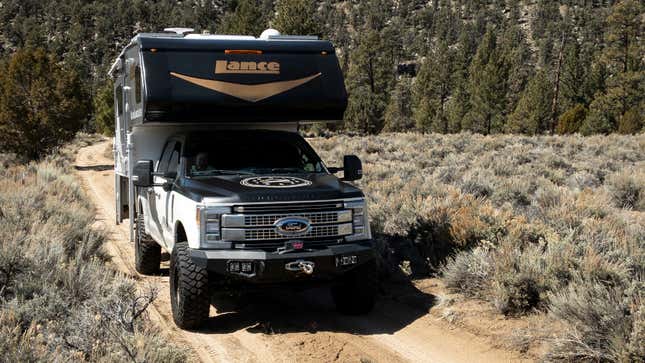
[343,155,363,181]
[133,160,153,187]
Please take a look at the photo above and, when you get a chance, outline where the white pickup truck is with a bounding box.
[109,29,377,329]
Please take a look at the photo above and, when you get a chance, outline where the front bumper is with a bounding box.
[189,241,375,283]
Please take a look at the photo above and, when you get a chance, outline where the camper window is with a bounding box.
[115,85,123,116]
[134,66,142,104]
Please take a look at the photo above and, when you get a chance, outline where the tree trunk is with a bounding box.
[550,32,566,134]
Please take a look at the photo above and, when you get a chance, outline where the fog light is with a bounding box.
[338,223,353,236]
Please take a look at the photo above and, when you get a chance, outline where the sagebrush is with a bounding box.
[0,135,189,362]
[311,132,644,362]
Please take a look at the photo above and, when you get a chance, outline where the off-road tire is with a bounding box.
[170,242,209,329]
[135,211,161,275]
[332,259,378,315]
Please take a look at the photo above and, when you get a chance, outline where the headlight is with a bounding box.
[197,206,231,247]
[344,199,371,241]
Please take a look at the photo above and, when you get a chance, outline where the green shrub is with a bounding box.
[557,104,587,134]
[617,107,643,134]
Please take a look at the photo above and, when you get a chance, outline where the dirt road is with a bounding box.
[75,140,528,363]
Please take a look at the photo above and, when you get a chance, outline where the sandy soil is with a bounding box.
[75,140,532,363]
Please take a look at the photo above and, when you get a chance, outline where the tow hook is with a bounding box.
[285,260,315,275]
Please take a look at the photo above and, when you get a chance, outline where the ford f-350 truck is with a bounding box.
[109,28,376,329]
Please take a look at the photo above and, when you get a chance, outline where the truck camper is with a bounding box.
[109,28,376,329]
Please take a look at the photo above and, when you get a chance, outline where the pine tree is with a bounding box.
[463,28,508,134]
[93,79,115,136]
[0,48,90,160]
[218,0,266,36]
[413,41,454,133]
[583,0,644,134]
[603,0,642,75]
[507,70,554,135]
[272,0,320,35]
[560,41,588,111]
[383,76,415,132]
[499,23,532,118]
[344,27,394,134]
[583,71,644,135]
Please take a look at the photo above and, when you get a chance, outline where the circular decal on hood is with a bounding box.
[240,176,312,188]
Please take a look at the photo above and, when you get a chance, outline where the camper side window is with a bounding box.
[134,66,142,104]
[115,85,123,115]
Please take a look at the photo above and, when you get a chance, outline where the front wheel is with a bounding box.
[331,259,378,315]
[170,242,210,329]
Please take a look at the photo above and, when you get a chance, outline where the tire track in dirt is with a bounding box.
[75,140,529,363]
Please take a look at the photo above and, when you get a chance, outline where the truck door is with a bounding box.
[153,140,181,245]
[147,141,174,243]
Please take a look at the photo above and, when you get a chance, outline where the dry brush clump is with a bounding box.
[0,136,189,362]
[311,132,644,361]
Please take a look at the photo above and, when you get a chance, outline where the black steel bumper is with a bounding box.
[188,241,375,283]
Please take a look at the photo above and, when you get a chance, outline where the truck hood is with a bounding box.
[174,173,363,203]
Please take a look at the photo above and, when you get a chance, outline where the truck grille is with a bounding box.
[225,210,350,228]
[220,200,353,243]
[245,211,339,226]
[244,224,344,240]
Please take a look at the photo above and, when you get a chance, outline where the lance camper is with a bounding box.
[108,28,377,329]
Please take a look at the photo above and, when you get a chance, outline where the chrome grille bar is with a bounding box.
[222,210,351,228]
[221,223,353,241]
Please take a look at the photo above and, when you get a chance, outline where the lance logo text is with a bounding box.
[215,60,280,74]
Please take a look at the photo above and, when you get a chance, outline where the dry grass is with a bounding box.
[311,132,644,362]
[0,134,189,362]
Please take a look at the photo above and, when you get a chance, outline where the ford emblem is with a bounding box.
[274,217,311,236]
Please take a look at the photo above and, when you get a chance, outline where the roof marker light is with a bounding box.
[225,49,263,55]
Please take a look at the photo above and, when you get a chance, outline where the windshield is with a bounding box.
[185,131,325,176]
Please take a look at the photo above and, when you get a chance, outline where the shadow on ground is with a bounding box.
[197,270,436,336]
[74,164,114,171]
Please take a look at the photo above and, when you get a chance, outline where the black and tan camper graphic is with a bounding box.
[170,70,322,102]
[109,30,347,124]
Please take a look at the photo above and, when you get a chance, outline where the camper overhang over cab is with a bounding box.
[108,28,348,123]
